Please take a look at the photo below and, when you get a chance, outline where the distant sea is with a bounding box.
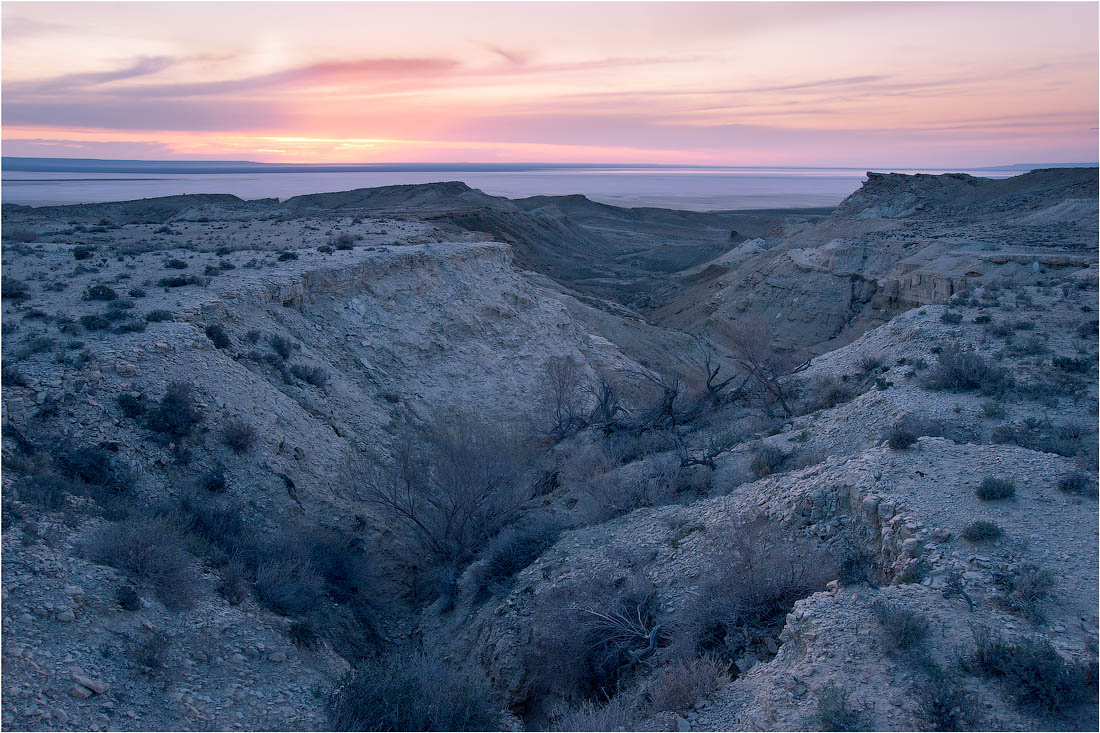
[0,165,1027,211]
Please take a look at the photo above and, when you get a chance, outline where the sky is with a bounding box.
[2,1,1097,167]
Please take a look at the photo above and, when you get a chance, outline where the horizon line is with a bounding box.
[3,156,1097,173]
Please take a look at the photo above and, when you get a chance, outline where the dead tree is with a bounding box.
[627,369,686,430]
[358,413,532,566]
[721,317,808,417]
[692,335,750,406]
[586,373,624,432]
[543,355,587,440]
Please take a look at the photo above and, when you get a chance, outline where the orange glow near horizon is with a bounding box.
[2,2,1097,167]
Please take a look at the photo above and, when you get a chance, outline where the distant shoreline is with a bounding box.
[3,157,1096,175]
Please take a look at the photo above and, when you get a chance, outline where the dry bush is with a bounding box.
[815,683,868,731]
[924,344,1010,394]
[966,627,1098,722]
[976,476,1015,501]
[566,445,681,523]
[359,412,534,568]
[467,514,563,601]
[147,381,203,438]
[796,374,855,414]
[326,649,499,731]
[994,562,1055,623]
[542,355,588,439]
[871,599,929,652]
[221,418,257,454]
[84,514,199,609]
[645,655,730,712]
[678,518,835,661]
[718,316,806,416]
[528,569,661,701]
[913,669,980,732]
[550,692,642,732]
[749,441,786,477]
[254,556,326,616]
[290,363,329,388]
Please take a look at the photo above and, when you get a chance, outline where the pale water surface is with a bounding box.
[1,166,1019,211]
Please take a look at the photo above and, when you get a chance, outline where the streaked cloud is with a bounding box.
[1,1,1096,166]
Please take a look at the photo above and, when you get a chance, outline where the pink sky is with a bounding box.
[2,1,1097,166]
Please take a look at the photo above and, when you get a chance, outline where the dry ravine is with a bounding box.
[2,169,1097,732]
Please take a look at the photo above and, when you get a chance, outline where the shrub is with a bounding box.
[3,226,38,242]
[799,375,854,412]
[976,476,1015,501]
[967,627,1097,719]
[1053,356,1090,373]
[129,287,146,298]
[325,649,498,731]
[205,323,231,349]
[551,694,640,732]
[361,413,534,567]
[146,381,203,437]
[3,363,29,386]
[144,309,173,322]
[317,245,334,254]
[84,514,198,609]
[221,419,257,454]
[269,334,294,361]
[940,311,963,324]
[331,233,356,250]
[991,420,1089,458]
[1,277,30,300]
[83,284,118,301]
[164,258,187,269]
[962,520,1004,542]
[885,424,918,450]
[646,655,730,712]
[1058,471,1097,497]
[994,563,1055,623]
[15,474,71,510]
[288,618,318,647]
[158,275,201,288]
[924,344,1007,393]
[914,670,978,731]
[73,246,95,260]
[290,363,329,388]
[469,515,562,600]
[116,585,140,611]
[254,556,325,616]
[244,329,261,344]
[974,313,992,324]
[681,519,834,662]
[112,319,147,334]
[529,570,660,700]
[277,251,298,262]
[116,393,145,418]
[749,442,785,477]
[200,465,228,493]
[871,599,929,652]
[858,356,882,374]
[815,683,867,731]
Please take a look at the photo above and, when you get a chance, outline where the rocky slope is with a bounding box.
[651,168,1098,353]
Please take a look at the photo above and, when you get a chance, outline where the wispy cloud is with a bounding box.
[6,56,177,95]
